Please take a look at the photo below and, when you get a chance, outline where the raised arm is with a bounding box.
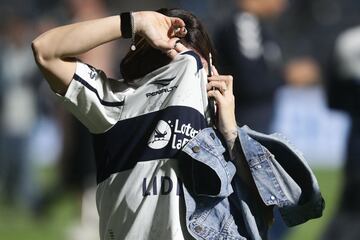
[32,11,186,95]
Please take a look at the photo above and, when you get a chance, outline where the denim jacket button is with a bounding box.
[270,195,276,200]
[194,225,203,233]
[192,146,201,153]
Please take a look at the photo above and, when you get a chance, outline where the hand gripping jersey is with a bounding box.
[58,52,209,240]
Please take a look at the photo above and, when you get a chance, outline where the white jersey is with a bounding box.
[57,52,210,240]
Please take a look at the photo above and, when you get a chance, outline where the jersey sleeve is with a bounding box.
[56,61,125,133]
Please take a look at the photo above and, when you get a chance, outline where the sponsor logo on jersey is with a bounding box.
[147,119,199,150]
[145,86,178,98]
[142,176,183,196]
[148,120,172,149]
[146,77,177,97]
[171,119,199,150]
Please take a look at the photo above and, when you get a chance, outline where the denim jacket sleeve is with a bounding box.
[238,125,325,227]
[182,126,324,228]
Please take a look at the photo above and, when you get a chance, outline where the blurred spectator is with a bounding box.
[285,57,321,87]
[322,25,360,240]
[214,0,285,133]
[271,57,349,168]
[0,16,39,208]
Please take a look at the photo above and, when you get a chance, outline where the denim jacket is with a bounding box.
[180,125,325,240]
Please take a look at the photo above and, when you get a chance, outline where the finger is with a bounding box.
[165,39,188,58]
[169,38,180,48]
[174,27,187,38]
[208,75,233,89]
[211,65,219,76]
[207,81,227,93]
[170,17,186,28]
[170,18,187,38]
[207,89,225,103]
[208,75,229,81]
[208,78,227,91]
[166,49,178,59]
[227,75,233,92]
[173,41,189,53]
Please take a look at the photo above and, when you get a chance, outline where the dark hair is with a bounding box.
[120,8,215,82]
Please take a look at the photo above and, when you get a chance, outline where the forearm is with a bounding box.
[224,130,238,160]
[230,135,274,225]
[224,130,260,198]
[32,16,121,60]
[32,15,123,94]
[230,139,252,184]
[31,11,185,95]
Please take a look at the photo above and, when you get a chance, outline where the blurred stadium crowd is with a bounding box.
[0,0,360,239]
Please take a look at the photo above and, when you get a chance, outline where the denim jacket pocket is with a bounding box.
[186,195,246,240]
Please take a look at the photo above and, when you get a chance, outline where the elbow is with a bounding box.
[31,39,45,67]
[31,38,52,68]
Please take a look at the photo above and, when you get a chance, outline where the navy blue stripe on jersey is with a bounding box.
[73,74,125,107]
[93,105,207,183]
[181,51,203,71]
